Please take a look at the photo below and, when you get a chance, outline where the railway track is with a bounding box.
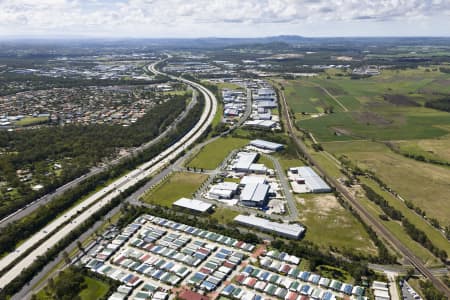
[278,87,450,298]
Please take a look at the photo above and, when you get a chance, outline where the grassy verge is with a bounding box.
[210,207,240,225]
[360,177,450,258]
[36,275,110,300]
[79,276,110,300]
[355,192,442,267]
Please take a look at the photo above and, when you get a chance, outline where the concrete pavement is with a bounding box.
[0,60,217,290]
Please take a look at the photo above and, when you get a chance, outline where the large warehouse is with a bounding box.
[249,139,284,152]
[232,152,267,174]
[288,166,332,193]
[234,215,305,239]
[173,198,213,213]
[240,183,270,207]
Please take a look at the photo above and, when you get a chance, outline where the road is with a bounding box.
[0,86,197,228]
[262,154,299,221]
[0,59,218,290]
[278,87,450,297]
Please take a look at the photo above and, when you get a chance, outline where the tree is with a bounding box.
[76,240,84,253]
[62,251,71,265]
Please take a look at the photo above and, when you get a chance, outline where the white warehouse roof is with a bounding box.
[234,215,305,239]
[240,175,267,186]
[173,198,213,213]
[240,183,269,204]
[233,152,258,171]
[293,166,331,193]
[250,139,284,151]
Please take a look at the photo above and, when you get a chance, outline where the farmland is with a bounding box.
[324,140,450,225]
[282,67,450,230]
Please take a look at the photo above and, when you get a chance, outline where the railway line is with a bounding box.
[278,87,450,298]
[0,59,218,291]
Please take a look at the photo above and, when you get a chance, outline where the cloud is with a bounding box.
[0,0,449,36]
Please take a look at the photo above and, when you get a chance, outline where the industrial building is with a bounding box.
[208,182,239,200]
[288,167,331,193]
[244,120,277,130]
[240,175,267,187]
[232,152,267,174]
[172,198,213,213]
[234,215,305,239]
[249,139,284,152]
[240,183,270,207]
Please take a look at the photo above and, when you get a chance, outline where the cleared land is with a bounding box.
[296,194,378,257]
[187,137,249,170]
[142,172,208,207]
[324,140,450,225]
[282,68,450,228]
[394,135,450,163]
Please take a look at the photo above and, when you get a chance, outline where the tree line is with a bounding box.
[0,175,150,299]
[0,95,205,257]
[362,184,448,262]
[0,94,189,220]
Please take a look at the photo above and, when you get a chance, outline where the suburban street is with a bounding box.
[0,59,218,290]
[0,87,198,228]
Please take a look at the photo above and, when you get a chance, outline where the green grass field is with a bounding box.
[187,137,249,170]
[15,116,48,126]
[210,207,240,225]
[359,177,450,258]
[79,276,110,300]
[355,190,442,266]
[282,68,450,143]
[296,194,378,257]
[142,172,207,206]
[284,81,342,113]
[298,109,450,142]
[36,275,110,300]
[325,140,450,225]
[394,135,450,163]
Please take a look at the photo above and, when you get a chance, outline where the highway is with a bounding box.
[0,59,218,290]
[0,86,197,228]
[278,87,450,297]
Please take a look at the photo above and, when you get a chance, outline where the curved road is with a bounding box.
[0,87,197,228]
[278,87,450,297]
[0,59,218,290]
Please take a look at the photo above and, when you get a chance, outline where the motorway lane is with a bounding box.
[0,61,217,290]
[0,87,197,229]
[278,87,450,297]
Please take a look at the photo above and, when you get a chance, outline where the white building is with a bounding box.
[288,167,331,193]
[240,183,270,207]
[173,198,213,213]
[232,152,267,174]
[234,215,305,239]
[208,182,239,199]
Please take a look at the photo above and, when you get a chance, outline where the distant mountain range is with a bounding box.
[1,35,450,49]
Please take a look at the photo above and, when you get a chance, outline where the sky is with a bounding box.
[0,0,449,38]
